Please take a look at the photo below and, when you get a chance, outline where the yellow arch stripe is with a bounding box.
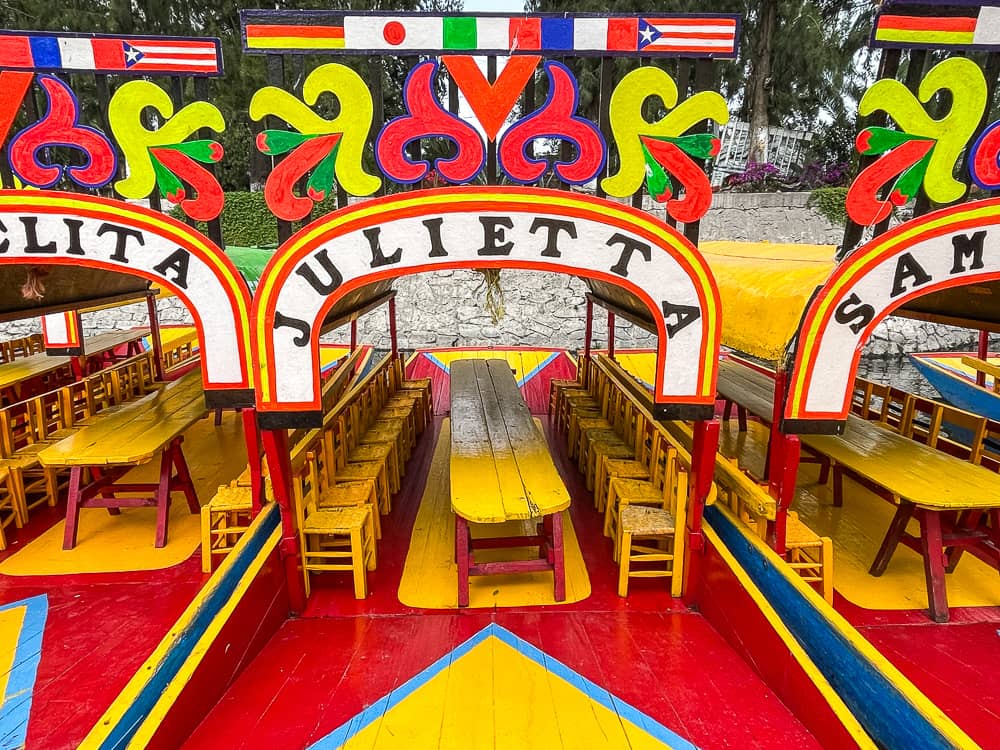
[788,201,1000,416]
[0,192,254,381]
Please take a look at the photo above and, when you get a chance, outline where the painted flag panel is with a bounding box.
[871,4,1000,50]
[240,11,741,57]
[0,32,222,75]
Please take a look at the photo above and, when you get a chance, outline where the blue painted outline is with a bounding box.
[374,59,486,185]
[0,594,48,750]
[7,74,117,190]
[516,351,559,387]
[309,622,699,749]
[705,503,956,750]
[423,351,452,374]
[97,503,280,750]
[969,119,1000,190]
[497,60,608,186]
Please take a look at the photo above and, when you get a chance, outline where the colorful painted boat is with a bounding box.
[908,353,1000,421]
[2,5,1000,750]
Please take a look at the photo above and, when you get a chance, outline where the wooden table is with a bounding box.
[718,357,1000,621]
[39,372,206,549]
[0,328,150,402]
[450,359,570,606]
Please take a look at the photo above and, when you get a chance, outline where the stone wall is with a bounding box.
[1,192,986,356]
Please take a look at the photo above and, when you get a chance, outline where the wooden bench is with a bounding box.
[960,356,1000,393]
[450,359,570,607]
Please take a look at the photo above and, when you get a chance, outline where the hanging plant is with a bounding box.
[21,267,48,301]
[475,269,505,324]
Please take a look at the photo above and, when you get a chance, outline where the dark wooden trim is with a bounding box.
[318,290,397,335]
[585,292,656,334]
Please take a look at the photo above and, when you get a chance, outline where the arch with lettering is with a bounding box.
[252,187,721,427]
[784,197,1000,431]
[0,191,254,405]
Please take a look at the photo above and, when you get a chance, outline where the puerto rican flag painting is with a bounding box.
[637,17,739,56]
[0,32,223,76]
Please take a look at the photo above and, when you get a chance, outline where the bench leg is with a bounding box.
[870,501,915,577]
[552,512,565,602]
[737,405,747,433]
[722,399,733,422]
[920,510,950,623]
[456,515,470,608]
[62,466,84,550]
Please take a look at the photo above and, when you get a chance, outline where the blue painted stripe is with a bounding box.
[311,623,698,750]
[705,504,958,750]
[97,503,280,750]
[0,594,47,750]
[541,17,574,49]
[517,351,560,387]
[28,36,61,67]
[423,352,451,375]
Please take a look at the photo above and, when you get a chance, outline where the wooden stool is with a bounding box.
[200,483,254,572]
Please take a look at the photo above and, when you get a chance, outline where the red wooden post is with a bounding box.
[389,297,398,358]
[607,311,615,358]
[242,408,264,514]
[977,330,989,387]
[261,427,307,614]
[350,319,358,353]
[583,298,593,358]
[146,292,165,382]
[683,418,720,601]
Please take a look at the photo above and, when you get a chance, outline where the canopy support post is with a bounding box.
[242,408,264,514]
[683,418,720,601]
[607,311,615,358]
[145,291,165,382]
[350,319,358,353]
[261,427,307,615]
[389,297,398,358]
[977,330,990,387]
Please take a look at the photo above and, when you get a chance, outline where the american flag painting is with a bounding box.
[0,32,223,76]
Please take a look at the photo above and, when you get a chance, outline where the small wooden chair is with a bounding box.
[294,453,376,599]
[784,511,833,604]
[312,449,382,540]
[325,422,392,516]
[616,461,690,597]
[200,482,255,572]
[0,467,23,551]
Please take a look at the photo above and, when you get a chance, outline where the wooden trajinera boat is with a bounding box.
[0,4,999,749]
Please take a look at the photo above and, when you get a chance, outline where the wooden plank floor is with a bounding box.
[0,409,250,750]
[184,415,822,750]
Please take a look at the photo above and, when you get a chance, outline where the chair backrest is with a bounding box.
[904,395,987,464]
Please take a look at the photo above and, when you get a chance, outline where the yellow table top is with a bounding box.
[717,357,1000,511]
[801,416,1000,511]
[39,373,206,467]
[0,352,72,389]
[450,359,569,523]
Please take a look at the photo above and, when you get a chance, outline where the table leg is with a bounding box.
[737,405,747,433]
[870,501,916,576]
[832,465,844,507]
[169,437,200,514]
[62,466,84,550]
[552,512,565,603]
[920,510,950,623]
[456,515,470,608]
[154,446,174,548]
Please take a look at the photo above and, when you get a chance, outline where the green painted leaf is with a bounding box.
[150,152,184,201]
[641,143,672,202]
[160,140,224,163]
[257,130,314,156]
[306,145,339,202]
[858,127,933,156]
[892,148,933,200]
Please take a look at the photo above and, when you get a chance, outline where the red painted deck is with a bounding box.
[184,415,821,749]
[0,504,205,750]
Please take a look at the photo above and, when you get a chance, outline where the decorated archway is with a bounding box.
[0,190,254,405]
[783,197,1000,431]
[251,187,721,427]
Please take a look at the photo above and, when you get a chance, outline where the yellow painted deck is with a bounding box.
[325,624,680,750]
[398,420,590,608]
[720,420,1000,610]
[0,409,248,574]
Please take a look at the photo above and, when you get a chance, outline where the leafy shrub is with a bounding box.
[807,186,848,226]
[793,161,850,189]
[168,191,342,247]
